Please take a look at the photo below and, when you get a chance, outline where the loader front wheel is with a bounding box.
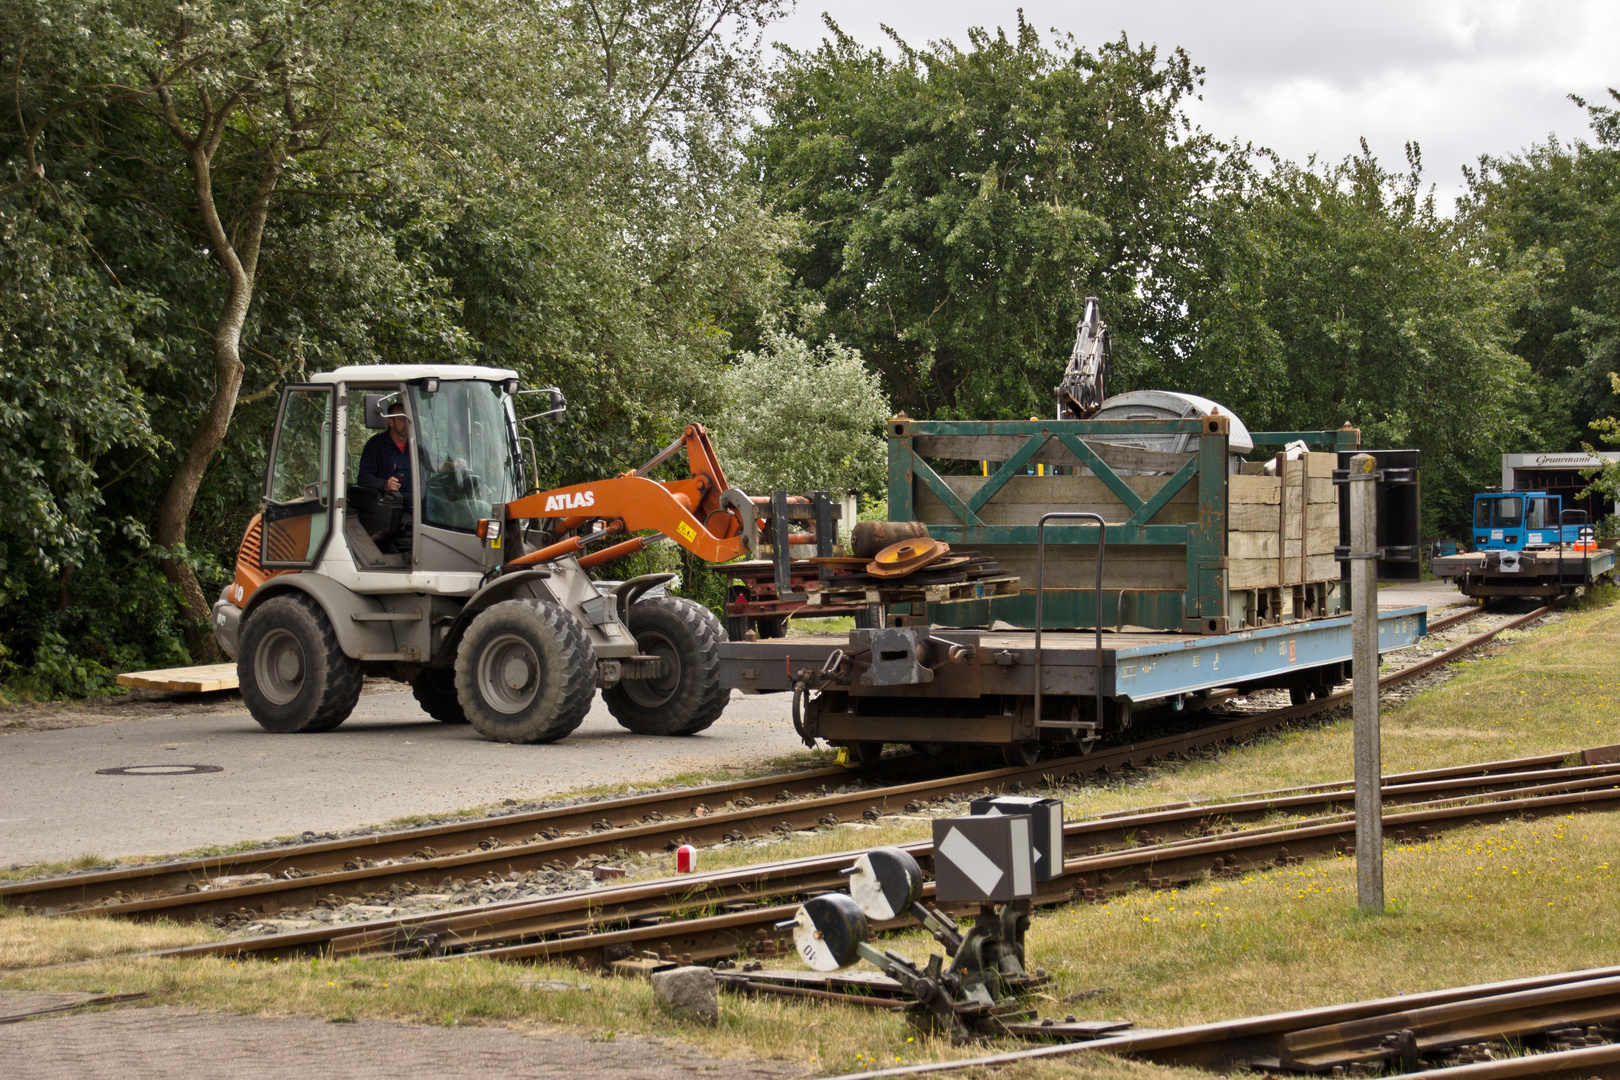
[239,594,362,733]
[604,596,727,736]
[456,600,595,744]
[411,669,467,724]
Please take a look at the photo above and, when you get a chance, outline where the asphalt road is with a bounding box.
[1,579,1467,867]
[0,689,809,866]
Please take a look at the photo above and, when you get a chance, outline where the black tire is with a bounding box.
[757,616,788,639]
[854,604,885,630]
[724,585,749,642]
[411,668,467,724]
[603,596,727,736]
[238,593,363,733]
[455,599,596,744]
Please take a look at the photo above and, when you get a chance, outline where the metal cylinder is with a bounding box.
[851,521,930,559]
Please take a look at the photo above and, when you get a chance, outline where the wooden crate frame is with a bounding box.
[886,417,1360,634]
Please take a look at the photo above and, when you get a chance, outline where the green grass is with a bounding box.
[0,853,113,882]
[785,615,857,635]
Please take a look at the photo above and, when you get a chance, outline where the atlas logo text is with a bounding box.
[543,490,595,513]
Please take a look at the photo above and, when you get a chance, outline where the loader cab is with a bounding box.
[261,366,555,583]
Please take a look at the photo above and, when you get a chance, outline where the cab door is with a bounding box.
[261,384,336,569]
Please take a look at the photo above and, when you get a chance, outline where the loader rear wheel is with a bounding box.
[604,596,727,736]
[239,594,362,733]
[411,669,467,724]
[456,599,595,744]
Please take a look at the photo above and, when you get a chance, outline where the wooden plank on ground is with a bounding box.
[116,664,239,693]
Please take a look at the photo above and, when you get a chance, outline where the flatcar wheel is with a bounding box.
[851,741,884,767]
[1000,741,1039,767]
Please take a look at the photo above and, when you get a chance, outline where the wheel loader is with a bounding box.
[211,364,836,744]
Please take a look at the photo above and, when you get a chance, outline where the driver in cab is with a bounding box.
[358,399,414,550]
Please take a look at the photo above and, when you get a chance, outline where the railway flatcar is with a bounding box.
[720,399,1427,765]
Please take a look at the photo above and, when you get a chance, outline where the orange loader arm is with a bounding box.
[502,424,755,568]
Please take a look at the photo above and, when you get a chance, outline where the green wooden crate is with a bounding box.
[885,416,1360,634]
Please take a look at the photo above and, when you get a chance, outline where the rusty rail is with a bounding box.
[149,743,1618,965]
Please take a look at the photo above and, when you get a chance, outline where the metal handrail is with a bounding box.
[1034,511,1106,732]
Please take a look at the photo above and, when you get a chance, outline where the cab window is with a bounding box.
[411,380,519,531]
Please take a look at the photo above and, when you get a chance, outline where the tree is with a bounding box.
[1579,372,1620,525]
[437,0,795,489]
[751,15,1225,419]
[713,318,889,496]
[2,0,475,654]
[1,0,798,685]
[1462,89,1620,446]
[1192,144,1534,534]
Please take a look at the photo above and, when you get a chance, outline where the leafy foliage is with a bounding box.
[0,0,792,689]
[713,319,889,497]
[1462,90,1620,442]
[1579,372,1620,515]
[1189,145,1537,534]
[752,16,1223,419]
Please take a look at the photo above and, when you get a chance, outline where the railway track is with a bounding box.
[2,601,1529,928]
[149,740,1620,966]
[829,964,1620,1080]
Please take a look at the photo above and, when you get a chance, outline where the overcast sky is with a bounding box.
[765,0,1619,210]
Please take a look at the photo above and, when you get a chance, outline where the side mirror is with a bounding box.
[517,386,567,424]
[363,394,394,430]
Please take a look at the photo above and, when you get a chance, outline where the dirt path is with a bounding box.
[0,992,802,1080]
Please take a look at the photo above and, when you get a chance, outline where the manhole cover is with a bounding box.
[95,765,224,776]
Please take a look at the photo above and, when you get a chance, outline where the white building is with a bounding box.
[1500,451,1620,521]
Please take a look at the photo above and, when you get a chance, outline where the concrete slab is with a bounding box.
[0,1001,802,1080]
[1378,578,1471,613]
[0,690,807,866]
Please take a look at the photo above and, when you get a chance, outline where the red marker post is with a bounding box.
[675,844,697,873]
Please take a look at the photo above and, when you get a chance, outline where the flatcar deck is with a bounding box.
[721,607,1428,752]
[723,607,1426,702]
[1433,546,1614,598]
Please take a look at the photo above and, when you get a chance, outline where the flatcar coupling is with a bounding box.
[791,649,864,748]
[790,676,814,747]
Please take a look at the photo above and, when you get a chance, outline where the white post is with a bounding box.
[1349,452,1384,913]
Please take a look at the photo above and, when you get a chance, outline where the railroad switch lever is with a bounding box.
[911,899,964,953]
[783,844,1049,1040]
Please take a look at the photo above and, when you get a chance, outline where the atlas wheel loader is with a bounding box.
[211,365,839,744]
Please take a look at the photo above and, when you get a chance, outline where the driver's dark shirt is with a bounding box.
[357,431,413,498]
